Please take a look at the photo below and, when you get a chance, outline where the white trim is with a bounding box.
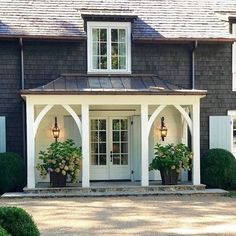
[192,101,200,185]
[23,95,204,106]
[26,100,35,188]
[141,104,149,186]
[87,21,131,74]
[82,104,90,187]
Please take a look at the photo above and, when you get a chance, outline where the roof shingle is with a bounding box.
[0,0,235,40]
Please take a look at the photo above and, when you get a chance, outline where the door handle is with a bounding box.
[110,151,113,162]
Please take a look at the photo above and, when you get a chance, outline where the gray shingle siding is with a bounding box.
[0,41,23,155]
[24,41,87,89]
[0,40,233,157]
[132,44,192,89]
[195,44,233,153]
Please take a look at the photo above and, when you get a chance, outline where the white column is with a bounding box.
[81,104,90,187]
[26,100,35,188]
[192,100,201,185]
[141,104,149,186]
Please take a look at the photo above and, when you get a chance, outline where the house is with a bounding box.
[0,0,235,189]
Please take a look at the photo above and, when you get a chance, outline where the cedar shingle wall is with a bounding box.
[0,40,233,156]
[24,41,87,89]
[132,44,192,89]
[0,41,22,155]
[195,44,233,154]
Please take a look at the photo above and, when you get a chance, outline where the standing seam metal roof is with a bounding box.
[21,74,207,95]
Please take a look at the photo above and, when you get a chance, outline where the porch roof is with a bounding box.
[21,74,207,96]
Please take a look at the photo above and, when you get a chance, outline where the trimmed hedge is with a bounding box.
[0,207,39,236]
[0,226,10,236]
[0,152,26,194]
[201,148,236,189]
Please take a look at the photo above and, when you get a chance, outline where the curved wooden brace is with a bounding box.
[62,104,82,135]
[33,105,53,137]
[147,105,166,135]
[174,105,192,135]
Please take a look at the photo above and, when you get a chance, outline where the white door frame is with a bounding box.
[90,116,131,180]
[109,117,131,180]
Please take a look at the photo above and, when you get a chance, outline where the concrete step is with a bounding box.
[1,189,228,198]
[23,184,206,194]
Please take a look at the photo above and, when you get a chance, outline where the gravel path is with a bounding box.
[0,196,236,236]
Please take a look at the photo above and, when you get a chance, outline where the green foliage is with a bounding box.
[201,148,236,189]
[229,191,236,198]
[0,152,26,194]
[149,143,192,173]
[36,139,82,183]
[0,226,10,236]
[0,207,39,236]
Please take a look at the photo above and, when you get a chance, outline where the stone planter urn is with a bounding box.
[50,171,67,187]
[160,169,179,185]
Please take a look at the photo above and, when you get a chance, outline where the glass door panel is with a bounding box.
[90,119,107,166]
[111,119,129,166]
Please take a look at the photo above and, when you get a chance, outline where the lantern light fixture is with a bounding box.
[52,117,60,142]
[160,117,168,141]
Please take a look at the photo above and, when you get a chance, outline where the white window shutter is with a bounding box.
[209,116,232,151]
[0,116,6,153]
[233,24,236,90]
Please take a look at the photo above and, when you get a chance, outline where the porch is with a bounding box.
[21,74,207,189]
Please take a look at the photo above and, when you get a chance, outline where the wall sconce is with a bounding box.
[52,117,60,142]
[160,117,168,141]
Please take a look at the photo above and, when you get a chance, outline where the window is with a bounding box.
[87,22,131,74]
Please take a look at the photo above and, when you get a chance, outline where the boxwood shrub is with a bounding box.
[0,207,39,236]
[0,226,10,236]
[201,148,236,189]
[0,152,26,194]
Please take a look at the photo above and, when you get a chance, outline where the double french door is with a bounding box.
[90,117,130,180]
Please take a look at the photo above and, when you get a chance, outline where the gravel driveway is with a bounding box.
[0,196,236,236]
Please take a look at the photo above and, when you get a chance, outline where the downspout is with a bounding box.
[192,40,198,89]
[20,38,26,163]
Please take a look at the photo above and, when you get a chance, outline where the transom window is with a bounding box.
[87,22,131,74]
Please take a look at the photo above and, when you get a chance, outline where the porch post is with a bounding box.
[81,104,90,187]
[141,104,149,186]
[192,100,201,185]
[26,100,35,188]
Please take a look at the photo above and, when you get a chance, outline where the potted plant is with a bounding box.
[36,139,82,187]
[149,143,193,185]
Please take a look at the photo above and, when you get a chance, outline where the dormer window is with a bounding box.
[87,22,131,74]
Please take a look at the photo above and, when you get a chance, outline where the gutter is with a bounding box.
[192,40,198,89]
[19,38,26,163]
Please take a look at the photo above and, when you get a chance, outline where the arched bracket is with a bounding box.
[34,105,53,137]
[147,105,166,135]
[62,104,82,135]
[33,104,82,138]
[147,104,193,137]
[174,105,192,135]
